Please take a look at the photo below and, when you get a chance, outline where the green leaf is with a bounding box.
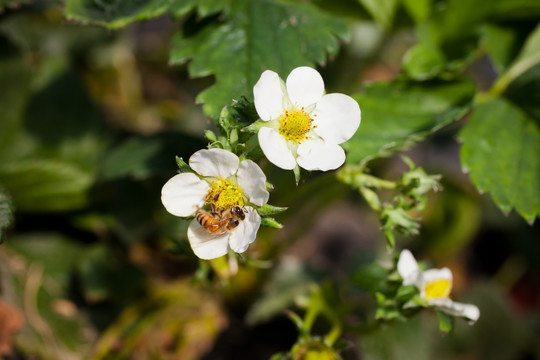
[357,0,398,29]
[64,0,226,29]
[0,159,93,212]
[0,65,108,212]
[345,79,475,164]
[0,187,14,243]
[459,98,540,223]
[170,0,348,118]
[437,311,454,333]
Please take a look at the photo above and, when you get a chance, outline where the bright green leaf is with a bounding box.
[170,0,348,118]
[345,79,475,164]
[459,97,540,223]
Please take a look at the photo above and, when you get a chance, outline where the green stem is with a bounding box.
[337,165,397,190]
[324,323,342,346]
[303,305,319,333]
[486,53,540,99]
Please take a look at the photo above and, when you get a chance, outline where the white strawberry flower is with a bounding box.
[161,148,269,260]
[398,249,480,324]
[253,66,361,171]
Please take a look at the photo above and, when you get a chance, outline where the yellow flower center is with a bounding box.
[278,108,315,143]
[424,279,452,300]
[205,179,245,211]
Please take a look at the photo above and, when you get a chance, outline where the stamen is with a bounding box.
[424,279,452,300]
[278,108,313,143]
[205,179,245,211]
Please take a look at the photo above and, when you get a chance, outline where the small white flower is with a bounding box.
[253,66,361,171]
[161,148,269,260]
[397,249,480,324]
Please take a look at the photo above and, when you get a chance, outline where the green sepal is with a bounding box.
[229,128,239,147]
[243,119,266,133]
[260,216,283,229]
[383,228,396,251]
[218,106,232,131]
[293,165,301,186]
[437,311,454,334]
[396,285,419,305]
[175,156,194,173]
[205,130,217,142]
[402,296,428,309]
[256,203,288,216]
[360,187,381,211]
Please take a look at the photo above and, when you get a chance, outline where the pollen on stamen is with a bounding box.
[278,108,314,143]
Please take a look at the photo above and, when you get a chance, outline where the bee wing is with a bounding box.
[190,222,229,244]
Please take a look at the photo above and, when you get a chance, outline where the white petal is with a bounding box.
[189,148,239,178]
[258,127,296,170]
[254,70,285,121]
[286,66,325,108]
[296,139,345,171]
[397,249,420,286]
[237,160,269,206]
[161,173,209,217]
[187,219,229,260]
[428,298,480,324]
[312,93,361,144]
[422,268,453,283]
[228,207,260,253]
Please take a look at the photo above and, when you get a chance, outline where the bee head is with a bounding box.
[232,206,246,220]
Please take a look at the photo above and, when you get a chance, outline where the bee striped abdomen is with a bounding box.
[196,209,226,234]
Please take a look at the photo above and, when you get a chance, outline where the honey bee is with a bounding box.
[195,205,247,237]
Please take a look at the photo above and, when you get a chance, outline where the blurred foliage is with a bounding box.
[0,0,538,359]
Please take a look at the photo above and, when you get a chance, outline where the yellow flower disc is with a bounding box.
[206,179,244,210]
[424,278,452,300]
[278,108,314,143]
